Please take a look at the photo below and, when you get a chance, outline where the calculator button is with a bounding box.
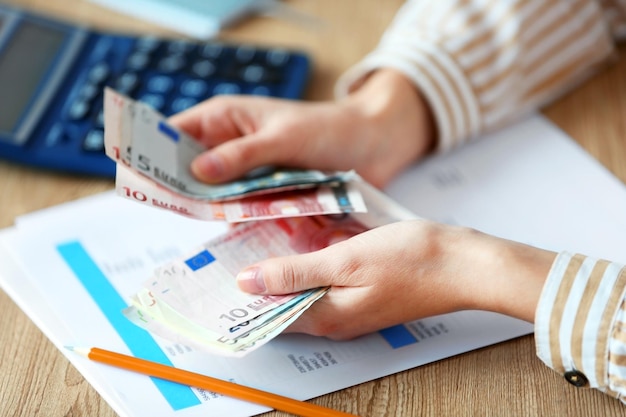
[83,129,105,152]
[170,97,198,113]
[191,60,216,78]
[213,83,241,95]
[235,46,256,63]
[67,99,90,120]
[87,62,111,84]
[78,83,99,101]
[147,75,174,94]
[167,40,194,54]
[135,36,161,53]
[180,79,208,97]
[250,85,271,96]
[240,65,267,83]
[95,109,105,128]
[139,94,165,111]
[114,72,140,96]
[44,123,66,147]
[244,66,281,84]
[266,49,290,67]
[126,52,150,71]
[199,44,224,59]
[158,54,186,73]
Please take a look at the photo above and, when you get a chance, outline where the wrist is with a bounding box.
[336,69,436,186]
[460,231,556,323]
[349,69,436,155]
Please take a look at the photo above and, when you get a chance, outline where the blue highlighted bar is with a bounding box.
[158,121,179,142]
[185,250,215,271]
[379,325,418,349]
[57,241,201,410]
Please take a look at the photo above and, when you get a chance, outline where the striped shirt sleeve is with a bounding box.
[535,252,626,402]
[335,0,626,153]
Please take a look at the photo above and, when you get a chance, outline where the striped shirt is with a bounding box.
[335,0,626,403]
[335,0,626,153]
[536,253,626,401]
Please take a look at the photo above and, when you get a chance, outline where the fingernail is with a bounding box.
[192,153,224,181]
[236,267,266,293]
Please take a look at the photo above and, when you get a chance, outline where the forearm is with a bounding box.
[437,226,555,322]
[467,235,555,322]
[336,0,618,152]
[466,236,626,402]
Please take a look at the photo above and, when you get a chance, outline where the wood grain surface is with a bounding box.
[1,1,625,416]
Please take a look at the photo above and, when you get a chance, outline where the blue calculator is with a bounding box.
[0,5,310,177]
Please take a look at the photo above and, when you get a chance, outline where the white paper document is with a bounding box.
[1,115,626,417]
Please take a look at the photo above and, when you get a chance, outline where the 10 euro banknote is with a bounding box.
[103,88,367,222]
[124,181,419,357]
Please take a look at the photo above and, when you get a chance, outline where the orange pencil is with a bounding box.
[66,346,358,417]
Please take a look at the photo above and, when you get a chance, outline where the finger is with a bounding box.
[167,102,210,140]
[191,132,298,183]
[236,251,335,295]
[168,102,245,147]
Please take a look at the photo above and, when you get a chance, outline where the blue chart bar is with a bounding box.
[57,241,201,411]
[379,325,418,349]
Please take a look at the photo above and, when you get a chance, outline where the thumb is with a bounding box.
[236,253,329,295]
[190,133,287,184]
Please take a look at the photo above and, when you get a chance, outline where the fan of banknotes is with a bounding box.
[103,88,417,356]
[103,88,368,223]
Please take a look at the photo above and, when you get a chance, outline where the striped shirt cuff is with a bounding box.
[334,0,619,158]
[535,252,626,398]
[334,38,480,154]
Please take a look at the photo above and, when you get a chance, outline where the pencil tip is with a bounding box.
[65,346,90,357]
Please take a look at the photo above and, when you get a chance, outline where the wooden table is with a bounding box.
[1,1,625,416]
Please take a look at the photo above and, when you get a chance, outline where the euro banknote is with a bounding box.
[124,181,419,357]
[103,88,358,202]
[115,162,367,222]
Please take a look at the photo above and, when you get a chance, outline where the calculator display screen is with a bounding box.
[0,21,66,137]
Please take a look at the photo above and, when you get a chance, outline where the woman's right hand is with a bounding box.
[169,69,436,189]
[236,219,556,340]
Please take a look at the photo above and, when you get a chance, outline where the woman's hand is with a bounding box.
[236,219,556,340]
[169,69,436,189]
